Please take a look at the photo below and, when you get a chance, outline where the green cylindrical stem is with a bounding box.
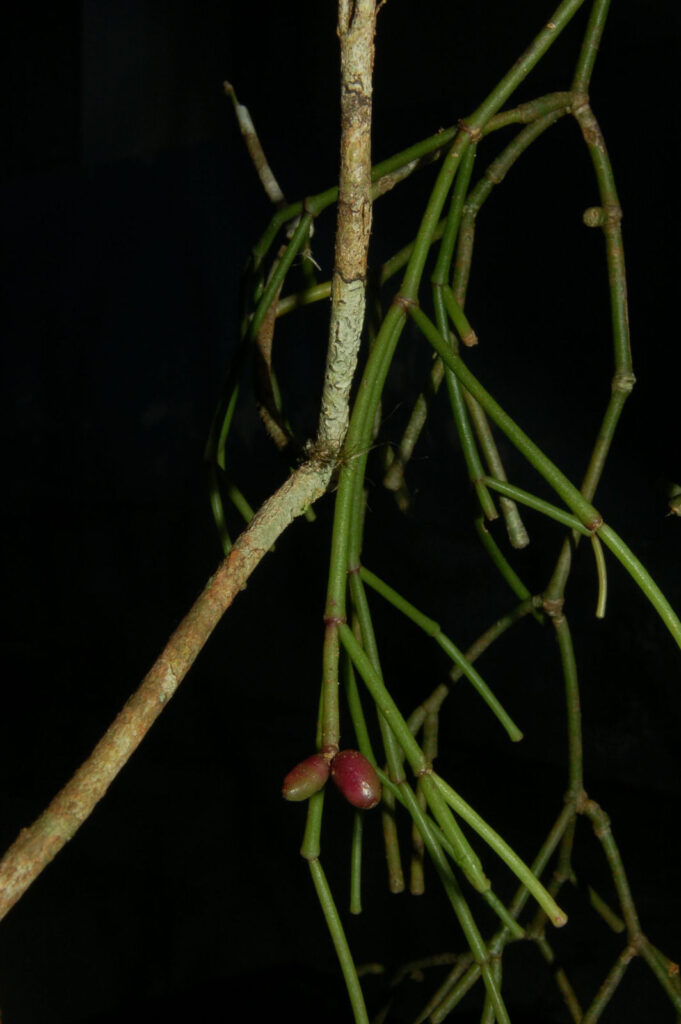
[397,783,510,1024]
[339,623,426,772]
[442,285,477,346]
[431,773,567,927]
[464,0,587,131]
[590,532,608,618]
[349,573,405,782]
[572,0,612,93]
[321,621,341,754]
[347,573,406,890]
[420,774,491,894]
[327,0,590,631]
[342,647,376,763]
[552,615,583,799]
[409,304,603,529]
[581,946,633,1024]
[481,891,525,940]
[435,288,497,521]
[429,962,480,1023]
[474,518,542,622]
[581,799,640,938]
[349,811,364,915]
[467,400,530,549]
[359,566,523,741]
[598,524,681,652]
[250,215,314,341]
[300,789,325,862]
[588,886,625,933]
[638,937,681,1013]
[483,476,591,535]
[308,858,370,1024]
[505,801,576,927]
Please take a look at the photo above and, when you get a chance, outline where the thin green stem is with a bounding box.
[581,945,634,1024]
[338,622,426,772]
[431,773,568,927]
[348,574,406,784]
[463,0,588,141]
[572,0,612,95]
[441,285,477,346]
[412,307,681,651]
[504,800,576,926]
[300,789,326,862]
[377,770,523,940]
[347,572,406,890]
[590,532,607,618]
[580,798,640,938]
[251,214,314,342]
[328,0,590,633]
[429,962,479,1024]
[350,811,364,915]
[360,566,523,741]
[553,615,583,799]
[384,107,572,510]
[429,147,497,520]
[637,936,681,1013]
[398,783,510,1024]
[533,932,583,1023]
[420,774,491,894]
[321,621,341,754]
[481,891,525,941]
[407,596,540,735]
[258,92,571,284]
[480,956,502,1024]
[598,523,681,652]
[588,885,625,933]
[483,476,592,535]
[474,518,543,623]
[466,108,568,218]
[410,712,437,895]
[342,647,376,763]
[410,304,602,527]
[208,464,232,554]
[308,858,370,1024]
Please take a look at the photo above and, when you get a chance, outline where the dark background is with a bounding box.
[1,2,680,1021]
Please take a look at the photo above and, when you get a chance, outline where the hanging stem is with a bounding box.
[309,858,370,1024]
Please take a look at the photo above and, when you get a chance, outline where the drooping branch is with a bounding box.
[0,459,333,921]
[0,0,380,932]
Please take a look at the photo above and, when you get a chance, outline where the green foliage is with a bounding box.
[210,1,681,1019]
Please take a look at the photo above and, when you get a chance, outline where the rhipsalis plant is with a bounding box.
[211,2,680,1020]
[1,2,679,1022]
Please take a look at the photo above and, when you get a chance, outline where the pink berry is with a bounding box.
[331,750,382,810]
[282,753,330,802]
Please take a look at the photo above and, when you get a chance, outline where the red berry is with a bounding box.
[331,750,382,810]
[282,753,330,802]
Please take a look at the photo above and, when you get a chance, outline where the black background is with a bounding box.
[1,2,680,1021]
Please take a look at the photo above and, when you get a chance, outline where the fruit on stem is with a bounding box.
[331,750,382,810]
[282,753,331,802]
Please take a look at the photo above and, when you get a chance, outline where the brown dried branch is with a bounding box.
[0,0,380,933]
[0,458,333,921]
[316,0,377,451]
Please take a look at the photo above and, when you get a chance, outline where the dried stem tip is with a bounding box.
[282,754,331,802]
[331,750,382,810]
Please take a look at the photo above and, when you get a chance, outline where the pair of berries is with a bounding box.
[282,749,382,809]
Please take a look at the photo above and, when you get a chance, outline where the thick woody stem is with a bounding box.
[0,0,379,930]
[0,459,333,922]
[316,0,376,451]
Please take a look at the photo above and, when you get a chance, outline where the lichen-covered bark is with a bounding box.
[0,0,378,927]
[0,459,332,921]
[317,0,377,450]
